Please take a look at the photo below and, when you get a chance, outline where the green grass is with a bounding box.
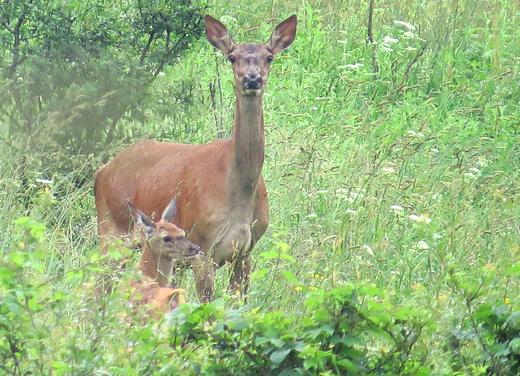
[2,0,520,374]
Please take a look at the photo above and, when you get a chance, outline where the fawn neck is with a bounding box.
[229,93,265,207]
[139,248,173,287]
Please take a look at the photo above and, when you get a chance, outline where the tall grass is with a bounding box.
[1,0,520,374]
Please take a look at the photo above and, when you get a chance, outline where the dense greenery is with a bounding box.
[0,0,206,155]
[1,0,520,374]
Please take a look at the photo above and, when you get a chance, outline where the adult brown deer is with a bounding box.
[127,199,199,313]
[94,14,297,302]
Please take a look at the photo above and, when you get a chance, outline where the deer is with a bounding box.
[94,14,297,303]
[126,198,200,314]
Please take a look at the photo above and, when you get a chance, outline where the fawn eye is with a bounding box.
[227,55,236,63]
[266,55,274,63]
[163,236,173,243]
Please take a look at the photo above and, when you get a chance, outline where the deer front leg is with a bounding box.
[229,253,251,299]
[192,258,217,303]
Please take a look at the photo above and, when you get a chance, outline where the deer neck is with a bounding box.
[229,93,265,206]
[139,248,173,288]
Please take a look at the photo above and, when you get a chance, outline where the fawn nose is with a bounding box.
[243,72,263,89]
[189,243,200,254]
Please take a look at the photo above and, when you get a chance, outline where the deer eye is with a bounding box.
[163,236,173,243]
[227,55,236,63]
[266,55,274,63]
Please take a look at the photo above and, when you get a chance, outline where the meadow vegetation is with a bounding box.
[1,0,520,374]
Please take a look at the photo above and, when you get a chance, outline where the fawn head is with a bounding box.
[128,199,200,261]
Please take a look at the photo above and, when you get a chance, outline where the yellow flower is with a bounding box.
[309,286,318,291]
[505,298,510,304]
[314,274,320,278]
[295,286,303,291]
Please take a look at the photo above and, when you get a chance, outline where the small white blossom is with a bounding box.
[390,205,404,213]
[394,20,416,31]
[363,244,374,256]
[409,214,431,224]
[36,178,52,184]
[403,31,415,39]
[306,213,317,218]
[341,63,364,69]
[407,129,417,135]
[430,148,439,152]
[432,233,442,240]
[350,192,364,199]
[382,36,399,44]
[312,107,318,111]
[381,167,396,174]
[417,240,430,250]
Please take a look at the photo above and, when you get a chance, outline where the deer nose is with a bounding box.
[243,72,263,89]
[189,243,200,254]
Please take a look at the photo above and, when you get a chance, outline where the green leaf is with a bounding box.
[280,254,296,262]
[506,264,520,276]
[270,348,291,364]
[259,250,279,259]
[251,268,269,281]
[282,270,299,284]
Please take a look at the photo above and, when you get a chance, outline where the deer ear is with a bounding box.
[205,14,236,54]
[128,201,155,238]
[266,15,297,54]
[161,198,177,223]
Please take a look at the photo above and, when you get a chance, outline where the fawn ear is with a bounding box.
[128,201,155,238]
[205,14,236,54]
[266,15,297,54]
[161,198,177,223]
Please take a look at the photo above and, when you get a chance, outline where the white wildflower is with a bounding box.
[417,240,430,250]
[341,63,364,69]
[430,148,438,152]
[409,214,431,224]
[381,167,396,174]
[306,213,317,218]
[350,192,364,199]
[403,31,415,39]
[407,129,416,135]
[363,244,374,256]
[312,107,318,111]
[36,178,52,184]
[394,20,416,31]
[382,36,399,44]
[390,205,404,213]
[345,209,357,215]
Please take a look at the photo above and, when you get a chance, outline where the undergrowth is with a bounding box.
[1,0,520,374]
